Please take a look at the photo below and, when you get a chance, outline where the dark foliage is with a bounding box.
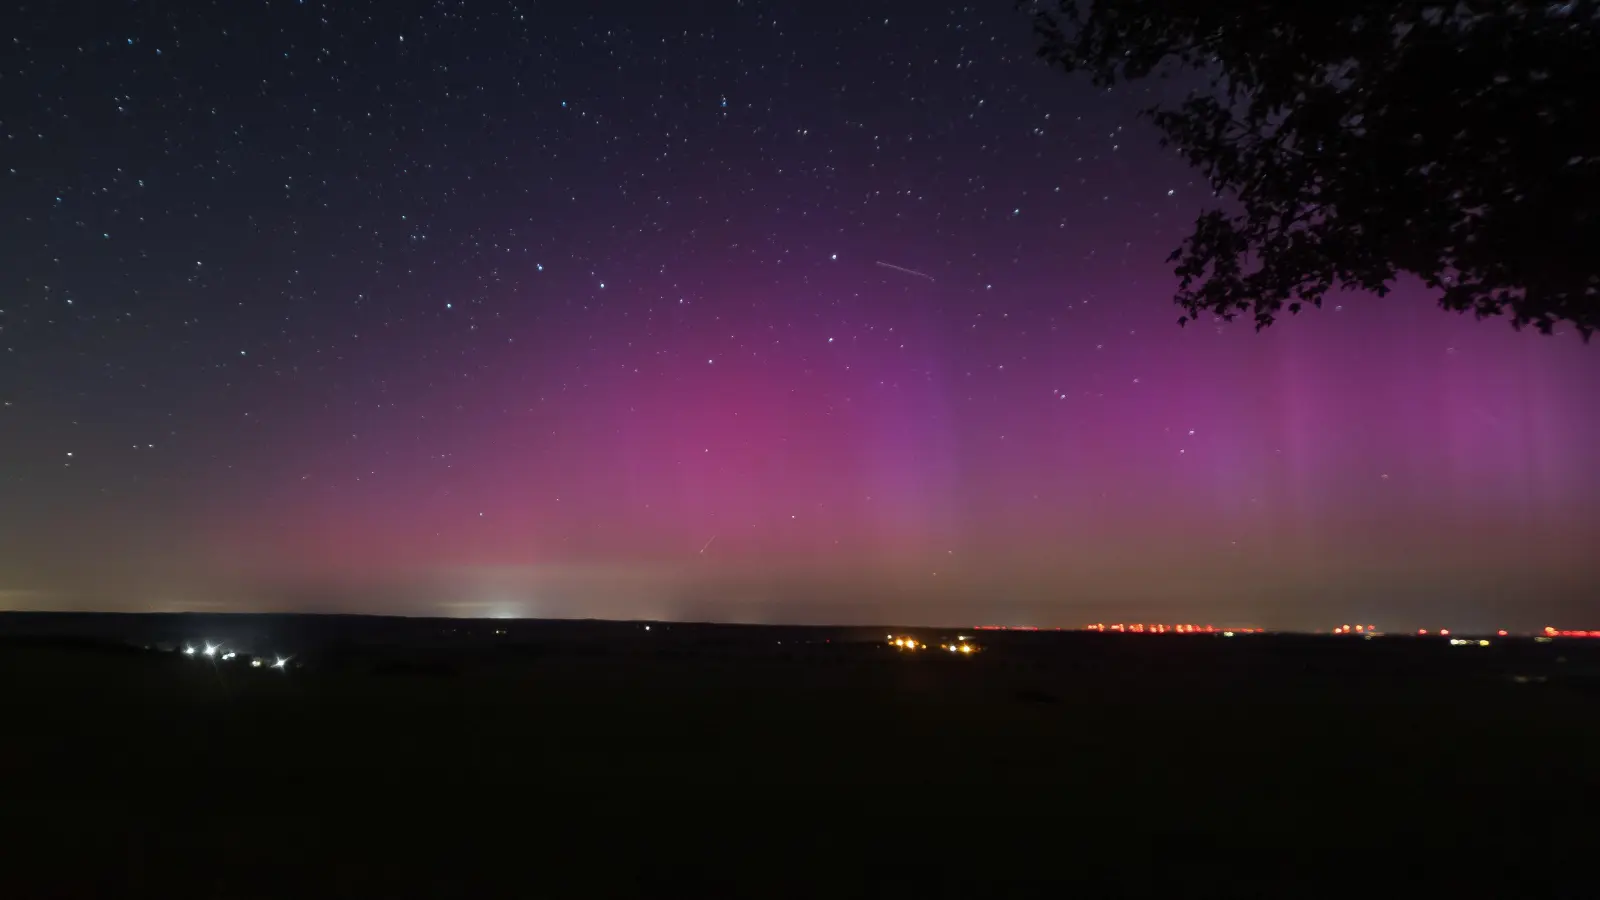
[1027,0,1600,337]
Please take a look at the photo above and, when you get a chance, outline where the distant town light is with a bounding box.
[183,646,196,656]
[203,644,218,657]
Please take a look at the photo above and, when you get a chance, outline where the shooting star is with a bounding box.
[698,534,717,555]
[875,261,936,282]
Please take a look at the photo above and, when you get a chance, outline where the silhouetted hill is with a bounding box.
[1,613,1595,897]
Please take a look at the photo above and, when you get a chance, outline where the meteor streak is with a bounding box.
[699,534,717,555]
[875,261,936,282]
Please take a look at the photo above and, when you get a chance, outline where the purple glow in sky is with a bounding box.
[2,1,1597,630]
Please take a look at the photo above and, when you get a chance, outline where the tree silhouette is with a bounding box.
[1027,0,1599,338]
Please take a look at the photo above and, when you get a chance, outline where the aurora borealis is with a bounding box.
[3,0,1597,630]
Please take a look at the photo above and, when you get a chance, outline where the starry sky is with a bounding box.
[4,0,1598,630]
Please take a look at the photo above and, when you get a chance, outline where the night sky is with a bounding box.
[4,0,1598,630]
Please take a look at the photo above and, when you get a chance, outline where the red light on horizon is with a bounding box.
[1418,629,1428,635]
[1498,630,1508,637]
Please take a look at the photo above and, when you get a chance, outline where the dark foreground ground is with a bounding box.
[2,613,1598,897]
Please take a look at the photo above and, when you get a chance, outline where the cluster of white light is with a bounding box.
[184,642,290,670]
[1449,639,1492,647]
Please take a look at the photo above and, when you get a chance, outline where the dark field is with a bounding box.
[3,613,1598,897]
